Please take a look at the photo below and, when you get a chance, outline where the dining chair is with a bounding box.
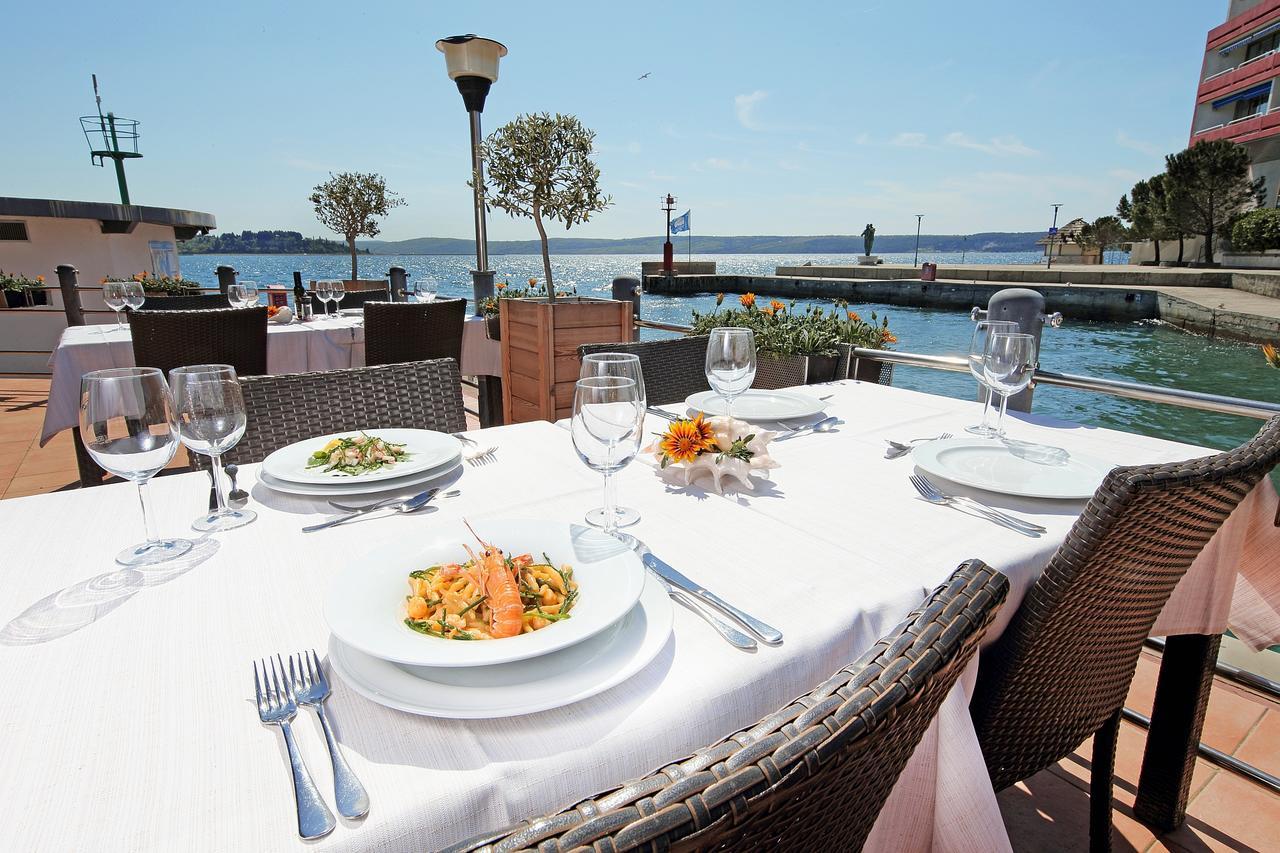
[445,559,1009,853]
[579,335,711,406]
[969,415,1280,852]
[307,287,391,314]
[137,294,234,311]
[363,299,467,367]
[218,358,467,466]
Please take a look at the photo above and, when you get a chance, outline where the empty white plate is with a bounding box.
[685,389,825,421]
[912,437,1114,499]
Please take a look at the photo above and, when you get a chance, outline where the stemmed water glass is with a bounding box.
[315,280,333,317]
[330,280,346,314]
[705,327,757,419]
[418,277,439,303]
[964,320,1018,436]
[571,376,643,535]
[580,353,645,529]
[237,281,259,308]
[984,333,1037,438]
[169,364,257,532]
[227,284,246,308]
[79,367,193,566]
[103,281,128,329]
[123,280,146,314]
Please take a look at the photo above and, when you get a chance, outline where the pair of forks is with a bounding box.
[453,432,498,466]
[254,651,369,839]
[908,473,1046,536]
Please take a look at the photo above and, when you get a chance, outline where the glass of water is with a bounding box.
[571,376,643,535]
[227,284,245,308]
[418,277,439,303]
[330,280,346,313]
[315,280,333,317]
[964,320,1018,437]
[79,367,193,566]
[705,327,756,419]
[238,281,259,308]
[580,353,645,529]
[123,280,146,313]
[103,281,129,329]
[170,364,257,532]
[984,333,1037,438]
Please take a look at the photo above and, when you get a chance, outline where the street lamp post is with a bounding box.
[1046,203,1063,270]
[436,34,508,316]
[913,214,923,267]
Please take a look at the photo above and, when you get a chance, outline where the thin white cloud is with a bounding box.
[734,90,768,130]
[853,132,871,145]
[891,132,928,148]
[943,132,1038,156]
[778,159,803,171]
[1115,130,1164,158]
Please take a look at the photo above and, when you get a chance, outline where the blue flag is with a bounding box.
[670,210,691,234]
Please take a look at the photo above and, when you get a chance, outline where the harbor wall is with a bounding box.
[771,263,1237,288]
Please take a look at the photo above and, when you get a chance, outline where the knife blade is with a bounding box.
[641,552,783,646]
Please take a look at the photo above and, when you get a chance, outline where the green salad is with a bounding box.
[307,433,410,476]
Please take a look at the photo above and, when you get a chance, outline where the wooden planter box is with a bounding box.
[500,297,634,424]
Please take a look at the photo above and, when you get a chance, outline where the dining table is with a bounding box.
[38,314,502,446]
[1,379,1276,852]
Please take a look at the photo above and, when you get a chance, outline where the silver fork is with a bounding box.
[908,474,1046,535]
[885,432,953,459]
[254,656,337,840]
[465,446,498,466]
[290,651,370,819]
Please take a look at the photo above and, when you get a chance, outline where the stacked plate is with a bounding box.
[258,428,463,498]
[686,389,825,421]
[324,519,674,718]
[912,437,1114,499]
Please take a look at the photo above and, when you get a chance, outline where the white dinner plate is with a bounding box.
[685,389,825,421]
[262,429,462,485]
[324,519,647,668]
[256,455,461,497]
[328,575,672,718]
[912,437,1115,500]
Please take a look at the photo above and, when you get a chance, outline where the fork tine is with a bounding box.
[275,654,292,704]
[309,649,327,690]
[288,654,301,694]
[916,474,942,499]
[254,661,265,714]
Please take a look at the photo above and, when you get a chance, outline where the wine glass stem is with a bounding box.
[136,480,159,545]
[116,310,124,331]
[994,393,1009,435]
[979,386,993,431]
[601,470,617,535]
[210,453,228,514]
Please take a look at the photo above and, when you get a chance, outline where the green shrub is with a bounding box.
[1230,208,1280,252]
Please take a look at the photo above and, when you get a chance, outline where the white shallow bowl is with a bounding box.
[686,389,825,421]
[257,456,461,498]
[328,574,672,718]
[324,519,647,668]
[912,437,1115,500]
[262,428,461,485]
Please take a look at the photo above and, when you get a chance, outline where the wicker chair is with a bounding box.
[364,299,467,367]
[212,358,467,466]
[446,559,1008,853]
[970,415,1280,851]
[138,294,232,311]
[579,336,710,406]
[311,288,391,314]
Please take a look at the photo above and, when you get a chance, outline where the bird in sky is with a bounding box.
[638,72,651,80]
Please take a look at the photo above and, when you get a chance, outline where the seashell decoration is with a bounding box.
[650,415,779,494]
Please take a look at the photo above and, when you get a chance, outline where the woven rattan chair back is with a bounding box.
[364,299,467,367]
[139,294,233,311]
[446,559,1008,853]
[579,336,710,407]
[217,358,467,466]
[128,306,268,379]
[971,415,1280,792]
[310,288,390,314]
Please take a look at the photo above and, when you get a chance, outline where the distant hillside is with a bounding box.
[182,230,363,254]
[358,232,1043,255]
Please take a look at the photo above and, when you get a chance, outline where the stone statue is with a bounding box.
[862,223,876,256]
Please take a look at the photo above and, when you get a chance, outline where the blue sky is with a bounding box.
[2,0,1220,240]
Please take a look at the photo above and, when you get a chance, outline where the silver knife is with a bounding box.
[641,552,784,646]
[302,488,439,533]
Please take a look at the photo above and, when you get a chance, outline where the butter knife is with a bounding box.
[641,552,784,646]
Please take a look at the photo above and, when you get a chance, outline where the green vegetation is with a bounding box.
[310,171,406,281]
[1075,216,1130,259]
[180,230,359,255]
[1231,208,1280,253]
[690,294,896,356]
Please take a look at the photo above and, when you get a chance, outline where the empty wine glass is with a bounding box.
[418,277,439,303]
[103,281,128,330]
[123,280,146,313]
[315,280,333,317]
[964,320,1018,437]
[983,333,1037,438]
[580,353,646,529]
[571,376,643,535]
[170,364,257,532]
[226,284,245,308]
[238,281,259,307]
[80,367,193,566]
[705,327,756,419]
[330,280,346,313]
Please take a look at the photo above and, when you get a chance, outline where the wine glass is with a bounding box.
[170,364,257,532]
[983,333,1037,438]
[704,327,756,420]
[571,376,643,535]
[123,281,146,313]
[79,367,193,566]
[315,280,333,317]
[226,284,245,308]
[964,320,1019,436]
[580,353,645,529]
[418,277,439,303]
[103,281,128,330]
[330,280,346,314]
[238,281,259,308]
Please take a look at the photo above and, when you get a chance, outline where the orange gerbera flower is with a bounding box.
[847,310,861,322]
[880,329,898,344]
[770,300,785,313]
[528,277,538,286]
[496,282,507,290]
[658,415,715,466]
[740,292,756,308]
[715,292,725,306]
[1264,343,1280,367]
[760,305,775,316]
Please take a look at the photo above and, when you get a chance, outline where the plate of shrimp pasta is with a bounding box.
[324,519,647,668]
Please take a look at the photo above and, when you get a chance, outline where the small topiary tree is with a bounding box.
[1230,207,1280,253]
[310,172,406,282]
[861,223,876,256]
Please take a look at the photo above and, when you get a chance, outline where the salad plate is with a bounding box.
[324,520,647,668]
[912,437,1114,500]
[328,574,672,718]
[685,389,825,421]
[256,454,461,497]
[261,428,461,485]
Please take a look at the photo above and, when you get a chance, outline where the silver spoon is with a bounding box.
[776,416,841,441]
[303,488,440,533]
[225,464,249,508]
[327,489,460,513]
[884,433,953,459]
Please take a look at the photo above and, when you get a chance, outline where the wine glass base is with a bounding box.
[584,506,640,529]
[115,537,194,567]
[964,424,1001,437]
[193,508,258,532]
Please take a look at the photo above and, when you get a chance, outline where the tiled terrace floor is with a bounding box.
[1,377,1276,848]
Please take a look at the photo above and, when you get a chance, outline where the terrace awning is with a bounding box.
[1218,20,1280,54]
[1211,81,1272,109]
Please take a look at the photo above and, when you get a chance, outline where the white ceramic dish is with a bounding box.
[328,575,671,719]
[685,389,825,421]
[256,456,461,498]
[324,520,647,668]
[912,437,1114,500]
[262,429,461,485]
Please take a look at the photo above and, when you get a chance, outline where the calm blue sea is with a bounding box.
[177,252,1276,452]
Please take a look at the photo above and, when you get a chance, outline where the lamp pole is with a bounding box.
[1046,203,1063,270]
[913,214,923,266]
[661,194,676,273]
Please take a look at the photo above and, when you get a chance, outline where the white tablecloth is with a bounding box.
[40,315,501,445]
[2,381,1276,852]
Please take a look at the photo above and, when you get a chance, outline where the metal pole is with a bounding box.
[913,214,923,266]
[106,112,130,205]
[961,236,967,263]
[468,110,488,273]
[1047,203,1062,270]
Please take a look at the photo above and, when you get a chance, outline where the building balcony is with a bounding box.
[1209,0,1280,51]
[1192,104,1280,145]
[1198,50,1280,104]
